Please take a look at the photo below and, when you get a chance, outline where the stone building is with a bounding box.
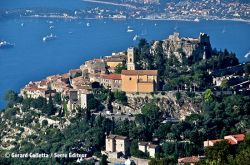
[67,89,92,111]
[203,134,245,147]
[20,81,56,99]
[127,47,136,70]
[105,52,126,72]
[69,69,82,78]
[138,142,160,158]
[100,73,122,91]
[80,58,106,75]
[178,156,200,165]
[121,47,158,93]
[121,70,158,93]
[105,134,129,155]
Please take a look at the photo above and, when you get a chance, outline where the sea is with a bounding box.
[0,0,250,109]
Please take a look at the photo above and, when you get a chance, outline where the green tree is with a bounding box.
[46,95,56,115]
[244,62,250,75]
[114,63,127,74]
[205,140,231,164]
[42,119,48,127]
[141,103,159,119]
[203,89,213,103]
[4,90,19,107]
[100,154,108,165]
[113,90,127,105]
[31,97,46,109]
[221,79,229,89]
[54,93,62,105]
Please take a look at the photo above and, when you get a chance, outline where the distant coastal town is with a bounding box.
[2,0,250,23]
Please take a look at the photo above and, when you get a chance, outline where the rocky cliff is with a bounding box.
[112,91,202,120]
[151,32,212,62]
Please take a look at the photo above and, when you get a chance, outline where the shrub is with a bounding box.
[175,92,182,101]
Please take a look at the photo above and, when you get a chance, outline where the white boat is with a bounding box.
[244,51,250,58]
[194,18,200,22]
[133,35,140,41]
[21,23,24,27]
[49,25,54,29]
[86,22,90,27]
[42,34,56,42]
[0,40,14,48]
[127,26,134,32]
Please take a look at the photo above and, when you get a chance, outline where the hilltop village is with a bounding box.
[1,33,250,165]
[20,46,159,111]
[20,32,212,111]
[20,32,249,114]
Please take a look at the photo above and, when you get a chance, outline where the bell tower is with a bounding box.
[127,47,135,70]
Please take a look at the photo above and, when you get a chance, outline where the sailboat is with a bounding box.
[244,51,250,58]
[133,35,140,41]
[127,26,134,32]
[43,33,56,42]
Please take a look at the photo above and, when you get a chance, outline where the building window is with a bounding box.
[129,77,132,80]
[130,58,132,62]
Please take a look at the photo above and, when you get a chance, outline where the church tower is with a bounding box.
[127,47,135,70]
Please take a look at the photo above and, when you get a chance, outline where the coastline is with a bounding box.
[20,15,250,24]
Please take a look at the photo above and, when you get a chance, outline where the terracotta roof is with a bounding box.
[94,58,104,62]
[232,134,245,142]
[70,69,82,73]
[226,139,237,145]
[121,70,158,76]
[40,80,49,86]
[207,134,245,146]
[72,77,85,82]
[101,74,121,80]
[178,156,200,163]
[210,139,224,143]
[60,73,70,79]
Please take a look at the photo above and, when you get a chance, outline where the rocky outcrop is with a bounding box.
[112,91,202,120]
[151,32,212,62]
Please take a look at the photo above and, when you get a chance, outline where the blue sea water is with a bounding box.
[0,1,250,109]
